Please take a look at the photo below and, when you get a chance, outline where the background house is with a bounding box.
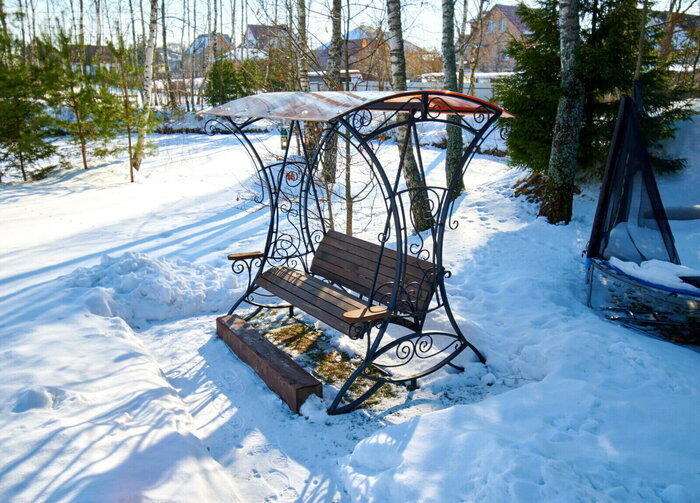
[237,24,289,60]
[70,45,116,74]
[314,26,439,88]
[651,9,700,91]
[467,4,528,73]
[307,69,367,90]
[183,33,232,77]
[156,45,184,79]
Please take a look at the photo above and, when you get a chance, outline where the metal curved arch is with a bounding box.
[214,90,506,414]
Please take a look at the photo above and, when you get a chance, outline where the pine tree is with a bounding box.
[0,64,57,181]
[37,32,120,170]
[204,58,241,106]
[0,3,56,182]
[108,36,150,182]
[495,0,692,181]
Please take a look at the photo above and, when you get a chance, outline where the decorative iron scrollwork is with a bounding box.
[230,256,263,296]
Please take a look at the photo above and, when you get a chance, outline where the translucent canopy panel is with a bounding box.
[206,90,512,122]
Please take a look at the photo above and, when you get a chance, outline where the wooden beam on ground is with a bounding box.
[216,314,322,414]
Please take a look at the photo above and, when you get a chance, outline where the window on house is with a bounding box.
[499,19,506,33]
[500,50,510,62]
[487,21,495,33]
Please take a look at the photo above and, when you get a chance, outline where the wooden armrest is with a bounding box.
[343,306,391,323]
[227,251,264,260]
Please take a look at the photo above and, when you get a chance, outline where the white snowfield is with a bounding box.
[1,116,698,502]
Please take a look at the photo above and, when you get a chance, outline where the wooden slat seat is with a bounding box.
[256,266,368,335]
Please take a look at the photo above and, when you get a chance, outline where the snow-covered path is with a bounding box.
[1,127,699,502]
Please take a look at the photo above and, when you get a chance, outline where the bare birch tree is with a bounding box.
[296,0,309,91]
[160,0,177,109]
[320,0,342,184]
[327,0,342,90]
[540,0,584,223]
[133,0,158,171]
[386,0,431,231]
[442,0,464,196]
[466,0,489,95]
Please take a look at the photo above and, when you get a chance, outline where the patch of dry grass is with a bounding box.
[251,312,401,409]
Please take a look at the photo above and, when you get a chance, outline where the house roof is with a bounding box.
[242,24,288,48]
[206,90,511,122]
[70,45,115,64]
[494,4,528,34]
[346,26,377,40]
[650,10,700,30]
[184,33,232,55]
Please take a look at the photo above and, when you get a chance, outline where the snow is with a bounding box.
[1,116,699,502]
[609,257,700,293]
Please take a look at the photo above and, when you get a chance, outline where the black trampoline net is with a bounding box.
[587,89,681,265]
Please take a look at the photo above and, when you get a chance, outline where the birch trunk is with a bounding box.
[467,0,488,95]
[297,0,323,161]
[386,0,431,231]
[327,0,341,90]
[132,0,158,171]
[457,0,468,91]
[442,0,464,197]
[296,0,309,92]
[321,0,342,183]
[160,0,177,110]
[128,0,138,49]
[540,0,584,224]
[94,0,101,46]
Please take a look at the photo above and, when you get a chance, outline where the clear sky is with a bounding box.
[7,0,680,53]
[6,0,525,52]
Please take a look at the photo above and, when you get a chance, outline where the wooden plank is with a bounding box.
[312,252,411,291]
[256,270,357,334]
[261,267,365,312]
[227,251,264,260]
[343,306,391,323]
[323,230,434,270]
[216,314,322,414]
[264,267,359,304]
[257,279,350,334]
[312,253,434,310]
[312,231,436,287]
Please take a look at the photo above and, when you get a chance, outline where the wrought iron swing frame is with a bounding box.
[207,90,508,414]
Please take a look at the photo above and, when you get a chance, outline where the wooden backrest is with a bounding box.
[310,230,438,314]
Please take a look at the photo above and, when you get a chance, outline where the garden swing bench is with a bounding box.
[208,90,510,414]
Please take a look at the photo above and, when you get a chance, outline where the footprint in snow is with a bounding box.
[12,386,77,413]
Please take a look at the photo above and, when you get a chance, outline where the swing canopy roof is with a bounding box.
[206,90,513,122]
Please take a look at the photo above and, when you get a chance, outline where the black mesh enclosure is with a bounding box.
[586,89,681,265]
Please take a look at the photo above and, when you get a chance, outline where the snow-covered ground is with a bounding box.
[1,115,698,502]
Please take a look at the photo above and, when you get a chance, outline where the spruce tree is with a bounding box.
[495,0,692,181]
